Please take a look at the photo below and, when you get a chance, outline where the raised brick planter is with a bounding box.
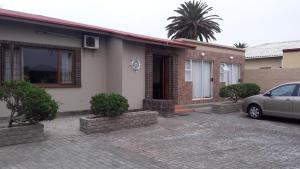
[143,99,175,117]
[0,123,45,147]
[80,111,158,134]
[211,102,242,114]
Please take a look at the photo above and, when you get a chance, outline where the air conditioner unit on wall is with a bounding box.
[83,35,99,49]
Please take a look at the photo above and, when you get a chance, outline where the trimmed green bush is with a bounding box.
[0,81,58,127]
[219,83,260,102]
[90,93,129,117]
[238,83,261,98]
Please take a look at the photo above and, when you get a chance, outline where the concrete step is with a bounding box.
[175,105,194,116]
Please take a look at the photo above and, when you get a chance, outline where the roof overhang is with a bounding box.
[283,48,300,52]
[245,55,282,60]
[175,38,245,52]
[0,8,196,49]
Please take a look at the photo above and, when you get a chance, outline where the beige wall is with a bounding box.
[107,38,145,109]
[47,48,107,112]
[282,51,300,68]
[244,68,300,92]
[245,57,282,70]
[107,38,146,109]
[0,22,107,116]
[0,21,81,47]
[0,22,146,117]
[107,37,123,94]
[122,41,145,109]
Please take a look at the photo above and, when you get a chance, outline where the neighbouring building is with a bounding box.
[244,41,300,92]
[282,48,300,68]
[0,8,244,117]
[245,41,300,69]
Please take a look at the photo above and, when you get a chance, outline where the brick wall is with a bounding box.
[80,111,158,134]
[244,68,300,92]
[145,45,179,100]
[144,45,245,106]
[145,51,153,99]
[0,123,45,147]
[143,99,174,117]
[176,48,245,105]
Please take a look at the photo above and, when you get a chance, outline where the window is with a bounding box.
[271,84,297,97]
[220,63,240,85]
[23,47,58,84]
[23,47,74,84]
[220,63,228,83]
[185,59,212,99]
[185,60,192,82]
[61,51,73,84]
[2,46,22,81]
[0,44,79,87]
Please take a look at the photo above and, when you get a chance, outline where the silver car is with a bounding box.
[242,82,300,119]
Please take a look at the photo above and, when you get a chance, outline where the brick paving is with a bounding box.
[0,112,300,169]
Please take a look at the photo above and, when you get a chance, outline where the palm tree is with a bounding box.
[166,0,222,42]
[234,43,248,48]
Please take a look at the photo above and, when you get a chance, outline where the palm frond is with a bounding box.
[166,0,222,42]
[234,42,248,48]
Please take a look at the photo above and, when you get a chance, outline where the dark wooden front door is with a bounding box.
[162,57,169,99]
[153,55,169,99]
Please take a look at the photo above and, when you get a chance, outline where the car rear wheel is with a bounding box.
[247,104,263,119]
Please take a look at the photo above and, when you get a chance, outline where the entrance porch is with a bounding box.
[143,46,178,117]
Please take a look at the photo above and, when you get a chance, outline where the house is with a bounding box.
[0,8,244,117]
[245,41,300,69]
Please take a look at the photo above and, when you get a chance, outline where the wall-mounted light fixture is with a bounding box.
[230,56,234,60]
[201,52,205,56]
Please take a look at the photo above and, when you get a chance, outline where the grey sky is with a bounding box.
[1,0,299,46]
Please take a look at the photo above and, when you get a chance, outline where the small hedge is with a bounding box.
[219,83,260,102]
[0,81,58,127]
[90,93,129,117]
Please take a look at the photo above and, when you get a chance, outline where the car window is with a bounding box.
[271,84,297,96]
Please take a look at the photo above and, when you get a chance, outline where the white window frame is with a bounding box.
[186,59,213,100]
[185,60,192,82]
[220,63,228,83]
[220,63,240,85]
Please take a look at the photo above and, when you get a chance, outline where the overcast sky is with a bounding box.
[1,0,300,47]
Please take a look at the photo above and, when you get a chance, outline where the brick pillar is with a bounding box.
[167,56,172,100]
[172,55,178,103]
[167,55,178,102]
[145,51,153,99]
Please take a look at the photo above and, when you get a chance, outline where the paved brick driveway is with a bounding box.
[0,111,300,169]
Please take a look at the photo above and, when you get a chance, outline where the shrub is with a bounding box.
[90,93,129,117]
[0,81,58,127]
[219,86,230,98]
[238,83,260,98]
[219,83,260,102]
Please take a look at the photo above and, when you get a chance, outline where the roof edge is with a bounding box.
[175,38,245,52]
[245,55,282,59]
[0,8,196,49]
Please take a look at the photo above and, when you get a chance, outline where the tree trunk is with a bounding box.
[8,111,15,127]
[8,118,13,127]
